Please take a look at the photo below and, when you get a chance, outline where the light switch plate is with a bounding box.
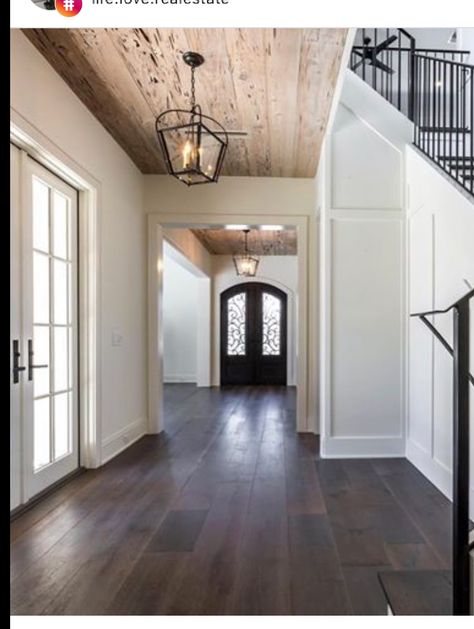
[111,330,123,347]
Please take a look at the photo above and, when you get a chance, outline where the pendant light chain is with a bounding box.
[190,66,196,111]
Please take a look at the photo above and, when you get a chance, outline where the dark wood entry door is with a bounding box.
[220,282,287,385]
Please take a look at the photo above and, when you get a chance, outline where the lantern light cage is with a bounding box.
[155,52,229,187]
[233,229,260,277]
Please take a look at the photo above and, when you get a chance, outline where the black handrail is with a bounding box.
[352,46,471,57]
[411,287,473,615]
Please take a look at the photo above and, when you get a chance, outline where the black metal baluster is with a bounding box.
[469,68,474,192]
[374,29,378,93]
[397,33,401,111]
[362,28,366,82]
[449,62,454,165]
[443,60,447,163]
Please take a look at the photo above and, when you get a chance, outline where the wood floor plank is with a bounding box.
[11,385,455,616]
[288,514,351,614]
[146,510,209,553]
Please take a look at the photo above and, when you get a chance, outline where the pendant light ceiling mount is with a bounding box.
[155,51,229,187]
[233,229,260,278]
[182,51,205,69]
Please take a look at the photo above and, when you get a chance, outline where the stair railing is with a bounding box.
[350,29,474,197]
[413,54,474,196]
[350,28,470,120]
[411,287,474,615]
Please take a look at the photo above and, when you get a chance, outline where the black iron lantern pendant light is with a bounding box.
[233,229,260,277]
[155,52,228,187]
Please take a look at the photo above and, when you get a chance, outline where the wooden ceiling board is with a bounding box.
[191,229,297,256]
[23,28,348,177]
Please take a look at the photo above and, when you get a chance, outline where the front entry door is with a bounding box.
[221,282,287,385]
[10,148,79,507]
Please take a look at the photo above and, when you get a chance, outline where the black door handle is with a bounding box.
[12,340,26,384]
[28,339,48,382]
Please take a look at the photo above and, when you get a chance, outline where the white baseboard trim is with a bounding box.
[164,374,197,384]
[406,438,452,500]
[101,417,147,465]
[407,439,474,521]
[321,436,405,458]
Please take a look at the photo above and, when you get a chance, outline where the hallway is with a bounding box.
[11,386,451,615]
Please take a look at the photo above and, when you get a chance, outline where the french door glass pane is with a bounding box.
[262,293,281,356]
[33,326,50,397]
[34,397,50,470]
[54,327,69,392]
[53,260,68,324]
[53,192,69,260]
[54,393,70,459]
[30,168,76,485]
[32,178,49,253]
[33,252,50,324]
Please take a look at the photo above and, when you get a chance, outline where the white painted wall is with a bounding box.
[457,28,474,63]
[11,31,148,464]
[320,89,405,458]
[212,255,298,386]
[163,249,198,384]
[406,147,474,518]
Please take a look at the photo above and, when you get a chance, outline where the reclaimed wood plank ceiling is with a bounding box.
[23,28,348,177]
[191,229,297,256]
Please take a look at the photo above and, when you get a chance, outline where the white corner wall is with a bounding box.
[11,31,148,465]
[163,252,198,384]
[211,255,298,386]
[406,147,474,517]
[320,97,405,458]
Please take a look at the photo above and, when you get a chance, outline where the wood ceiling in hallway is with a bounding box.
[23,28,348,177]
[191,229,297,256]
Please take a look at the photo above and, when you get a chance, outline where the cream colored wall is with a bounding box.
[11,31,148,463]
[144,175,316,216]
[163,227,212,276]
[11,30,323,450]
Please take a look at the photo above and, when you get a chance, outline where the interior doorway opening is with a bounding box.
[150,218,310,436]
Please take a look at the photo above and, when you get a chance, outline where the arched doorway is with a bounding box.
[220,282,287,385]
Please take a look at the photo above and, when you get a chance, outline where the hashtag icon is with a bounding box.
[63,0,74,10]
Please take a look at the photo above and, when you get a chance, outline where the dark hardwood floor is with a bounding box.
[10,385,452,615]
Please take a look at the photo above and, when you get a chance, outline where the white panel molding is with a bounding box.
[321,211,405,456]
[322,436,405,458]
[329,105,405,212]
[101,418,147,465]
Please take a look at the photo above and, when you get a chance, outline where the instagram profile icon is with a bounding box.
[55,0,83,16]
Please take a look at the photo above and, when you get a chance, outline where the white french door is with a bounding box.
[10,148,79,507]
